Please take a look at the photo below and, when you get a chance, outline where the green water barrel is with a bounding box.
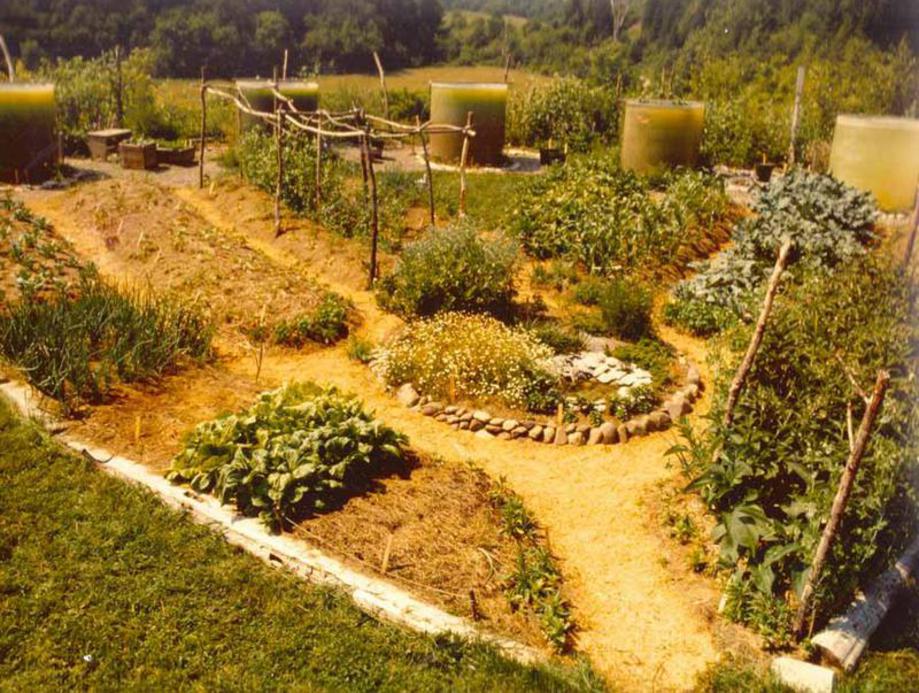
[235,79,276,131]
[829,115,919,212]
[278,80,319,113]
[620,99,705,174]
[429,82,507,166]
[0,83,56,184]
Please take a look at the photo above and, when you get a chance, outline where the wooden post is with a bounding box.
[788,65,806,167]
[198,69,207,190]
[114,45,124,128]
[274,105,284,237]
[723,239,793,428]
[902,184,919,268]
[793,370,891,638]
[0,35,14,82]
[372,51,389,121]
[458,111,473,219]
[503,53,512,83]
[363,129,380,288]
[282,48,289,80]
[416,115,435,228]
[380,533,393,574]
[314,121,322,210]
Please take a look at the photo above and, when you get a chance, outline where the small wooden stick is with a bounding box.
[416,115,435,228]
[469,589,481,621]
[198,69,207,189]
[835,352,870,404]
[314,125,322,210]
[902,183,919,268]
[458,111,473,218]
[503,53,511,83]
[372,51,389,121]
[282,48,289,80]
[723,239,793,428]
[274,106,284,237]
[793,370,891,638]
[380,533,394,574]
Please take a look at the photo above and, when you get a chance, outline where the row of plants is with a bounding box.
[509,156,731,278]
[669,255,918,646]
[664,171,877,336]
[490,481,574,652]
[168,383,408,532]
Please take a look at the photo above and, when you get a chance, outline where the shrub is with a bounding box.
[0,273,212,412]
[345,335,375,363]
[525,321,584,355]
[611,338,676,389]
[376,225,518,319]
[168,384,407,532]
[507,77,618,152]
[272,291,352,347]
[510,157,729,277]
[576,278,653,340]
[608,384,658,420]
[669,257,918,643]
[667,170,876,335]
[375,312,559,412]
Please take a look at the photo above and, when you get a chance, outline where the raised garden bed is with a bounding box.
[119,140,158,170]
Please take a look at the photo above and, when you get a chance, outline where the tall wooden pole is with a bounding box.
[372,51,389,121]
[723,239,793,428]
[363,128,380,288]
[458,111,473,219]
[793,370,891,638]
[788,66,806,167]
[198,68,207,189]
[282,48,289,80]
[314,120,322,211]
[275,107,284,237]
[416,115,435,228]
[503,53,512,83]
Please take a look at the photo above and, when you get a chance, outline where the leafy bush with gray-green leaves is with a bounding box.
[669,257,918,644]
[665,171,876,335]
[376,225,518,319]
[510,157,729,277]
[168,384,407,531]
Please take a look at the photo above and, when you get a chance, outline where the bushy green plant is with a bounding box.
[507,77,618,152]
[525,321,584,355]
[0,273,212,412]
[667,171,876,335]
[272,291,352,347]
[669,257,918,642]
[345,335,375,363]
[596,278,653,340]
[375,312,559,412]
[611,338,676,388]
[510,157,729,277]
[168,384,407,532]
[609,384,658,420]
[376,225,518,319]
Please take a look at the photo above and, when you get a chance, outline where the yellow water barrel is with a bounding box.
[829,114,919,212]
[620,99,705,174]
[0,83,56,184]
[429,82,507,166]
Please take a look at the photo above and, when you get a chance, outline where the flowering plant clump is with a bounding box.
[375,312,560,411]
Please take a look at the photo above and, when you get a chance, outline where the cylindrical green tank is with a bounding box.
[0,83,56,184]
[620,99,705,174]
[829,114,919,212]
[277,80,319,113]
[429,82,507,166]
[235,79,276,131]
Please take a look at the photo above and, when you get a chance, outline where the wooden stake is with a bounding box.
[469,589,481,621]
[363,130,380,288]
[503,53,512,83]
[198,69,207,190]
[372,51,389,121]
[788,65,806,167]
[458,111,473,218]
[380,533,394,574]
[0,35,14,82]
[114,45,124,128]
[723,239,793,428]
[416,115,435,228]
[274,106,284,237]
[793,370,891,638]
[314,124,322,210]
[282,48,289,80]
[902,184,919,268]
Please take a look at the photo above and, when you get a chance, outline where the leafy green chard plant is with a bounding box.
[490,482,574,652]
[666,170,876,335]
[669,258,918,644]
[168,384,407,532]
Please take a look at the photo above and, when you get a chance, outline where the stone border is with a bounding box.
[394,360,704,446]
[0,379,543,667]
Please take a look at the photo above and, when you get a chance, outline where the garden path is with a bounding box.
[19,169,735,691]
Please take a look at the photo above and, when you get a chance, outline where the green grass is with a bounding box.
[0,399,604,691]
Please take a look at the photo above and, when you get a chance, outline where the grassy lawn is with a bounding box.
[0,398,601,691]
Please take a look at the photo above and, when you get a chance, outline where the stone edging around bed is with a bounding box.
[392,360,704,446]
[0,379,543,668]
